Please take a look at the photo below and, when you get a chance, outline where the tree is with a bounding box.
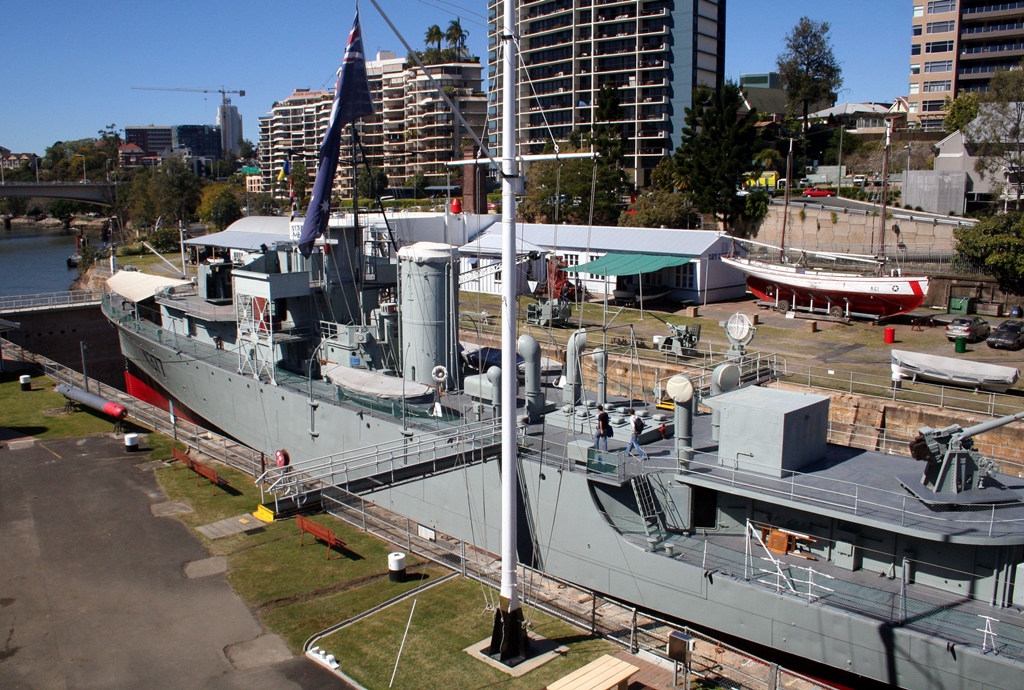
[954,213,1024,295]
[357,165,388,200]
[619,189,701,229]
[823,127,861,166]
[674,83,761,235]
[944,93,979,134]
[425,24,443,51]
[964,62,1024,210]
[776,17,842,137]
[154,157,203,226]
[519,145,623,226]
[198,183,242,230]
[405,171,428,197]
[238,139,257,161]
[446,19,468,53]
[291,161,310,205]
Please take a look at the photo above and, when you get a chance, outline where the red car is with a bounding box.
[802,188,836,197]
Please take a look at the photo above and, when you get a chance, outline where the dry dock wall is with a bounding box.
[4,304,123,388]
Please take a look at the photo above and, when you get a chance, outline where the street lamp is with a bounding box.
[72,153,86,182]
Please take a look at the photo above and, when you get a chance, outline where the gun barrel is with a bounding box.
[959,411,1024,440]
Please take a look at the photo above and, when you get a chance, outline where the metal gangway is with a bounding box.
[256,419,502,509]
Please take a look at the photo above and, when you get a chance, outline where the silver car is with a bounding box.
[945,316,991,342]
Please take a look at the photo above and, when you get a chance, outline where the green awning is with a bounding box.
[564,253,691,276]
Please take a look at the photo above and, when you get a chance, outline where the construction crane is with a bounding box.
[132,86,246,155]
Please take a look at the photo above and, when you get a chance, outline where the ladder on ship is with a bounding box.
[631,474,665,546]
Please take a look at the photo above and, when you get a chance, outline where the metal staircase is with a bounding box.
[631,474,665,545]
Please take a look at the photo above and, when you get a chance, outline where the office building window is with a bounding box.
[924,60,953,72]
[923,80,951,92]
[927,20,955,33]
[927,0,956,13]
[912,44,922,56]
[911,63,922,75]
[914,5,924,17]
[909,102,919,113]
[926,41,954,53]
[909,83,920,94]
[913,25,923,36]
[922,99,945,112]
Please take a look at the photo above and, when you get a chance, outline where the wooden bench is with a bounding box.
[172,446,231,494]
[296,514,346,560]
[546,654,639,690]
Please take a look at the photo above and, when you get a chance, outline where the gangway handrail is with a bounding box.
[260,419,501,494]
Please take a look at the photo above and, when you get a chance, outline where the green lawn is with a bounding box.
[0,370,124,439]
[318,577,615,690]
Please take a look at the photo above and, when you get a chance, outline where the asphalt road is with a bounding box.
[0,434,346,689]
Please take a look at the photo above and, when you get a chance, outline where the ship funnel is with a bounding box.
[666,375,695,467]
[398,242,460,388]
[710,363,741,442]
[563,329,587,406]
[594,348,607,405]
[518,334,543,419]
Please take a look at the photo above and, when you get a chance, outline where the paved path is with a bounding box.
[0,434,345,689]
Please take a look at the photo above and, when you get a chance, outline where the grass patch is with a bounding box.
[0,370,122,439]
[153,454,455,654]
[319,577,615,690]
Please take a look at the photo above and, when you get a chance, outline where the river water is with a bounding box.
[0,226,81,297]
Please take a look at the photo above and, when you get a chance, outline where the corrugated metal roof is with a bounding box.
[185,216,292,251]
[464,223,726,258]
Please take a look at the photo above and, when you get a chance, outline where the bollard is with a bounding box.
[884,327,896,344]
[388,552,407,582]
[124,433,140,453]
[19,375,31,392]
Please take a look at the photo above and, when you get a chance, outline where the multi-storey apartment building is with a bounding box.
[258,52,486,199]
[487,0,725,187]
[910,0,1024,131]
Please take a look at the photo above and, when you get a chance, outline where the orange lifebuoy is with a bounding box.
[276,449,290,467]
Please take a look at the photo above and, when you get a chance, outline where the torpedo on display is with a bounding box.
[55,384,128,420]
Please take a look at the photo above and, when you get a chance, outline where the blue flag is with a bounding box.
[298,9,375,257]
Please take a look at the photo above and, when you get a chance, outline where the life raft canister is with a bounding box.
[276,449,290,467]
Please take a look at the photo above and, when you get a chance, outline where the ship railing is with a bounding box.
[257,419,501,498]
[680,450,1024,539]
[0,289,103,313]
[774,361,1024,424]
[656,526,1024,662]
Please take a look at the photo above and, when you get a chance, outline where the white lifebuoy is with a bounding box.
[431,365,448,383]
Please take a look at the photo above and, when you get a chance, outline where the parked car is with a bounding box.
[945,316,991,342]
[802,188,836,198]
[987,320,1024,350]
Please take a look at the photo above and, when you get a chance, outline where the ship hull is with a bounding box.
[722,256,928,318]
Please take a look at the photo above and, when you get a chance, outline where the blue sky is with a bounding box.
[1,1,908,156]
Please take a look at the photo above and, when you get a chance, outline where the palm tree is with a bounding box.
[445,18,468,52]
[425,24,443,51]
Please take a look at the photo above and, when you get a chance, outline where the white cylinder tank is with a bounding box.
[398,242,459,388]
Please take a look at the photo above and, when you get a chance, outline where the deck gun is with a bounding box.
[659,323,701,356]
[909,411,1024,495]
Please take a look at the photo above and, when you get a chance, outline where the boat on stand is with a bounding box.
[724,121,930,320]
[100,4,1024,688]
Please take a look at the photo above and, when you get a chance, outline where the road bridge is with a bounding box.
[0,181,116,205]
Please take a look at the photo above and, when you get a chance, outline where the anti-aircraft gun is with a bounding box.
[658,322,701,357]
[903,411,1024,503]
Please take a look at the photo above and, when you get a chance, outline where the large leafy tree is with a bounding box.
[944,93,979,134]
[198,183,242,230]
[155,157,203,226]
[519,144,624,226]
[357,165,388,200]
[964,61,1024,210]
[954,213,1024,295]
[674,83,761,234]
[777,17,842,137]
[620,189,701,229]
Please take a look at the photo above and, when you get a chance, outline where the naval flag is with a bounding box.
[298,8,375,257]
